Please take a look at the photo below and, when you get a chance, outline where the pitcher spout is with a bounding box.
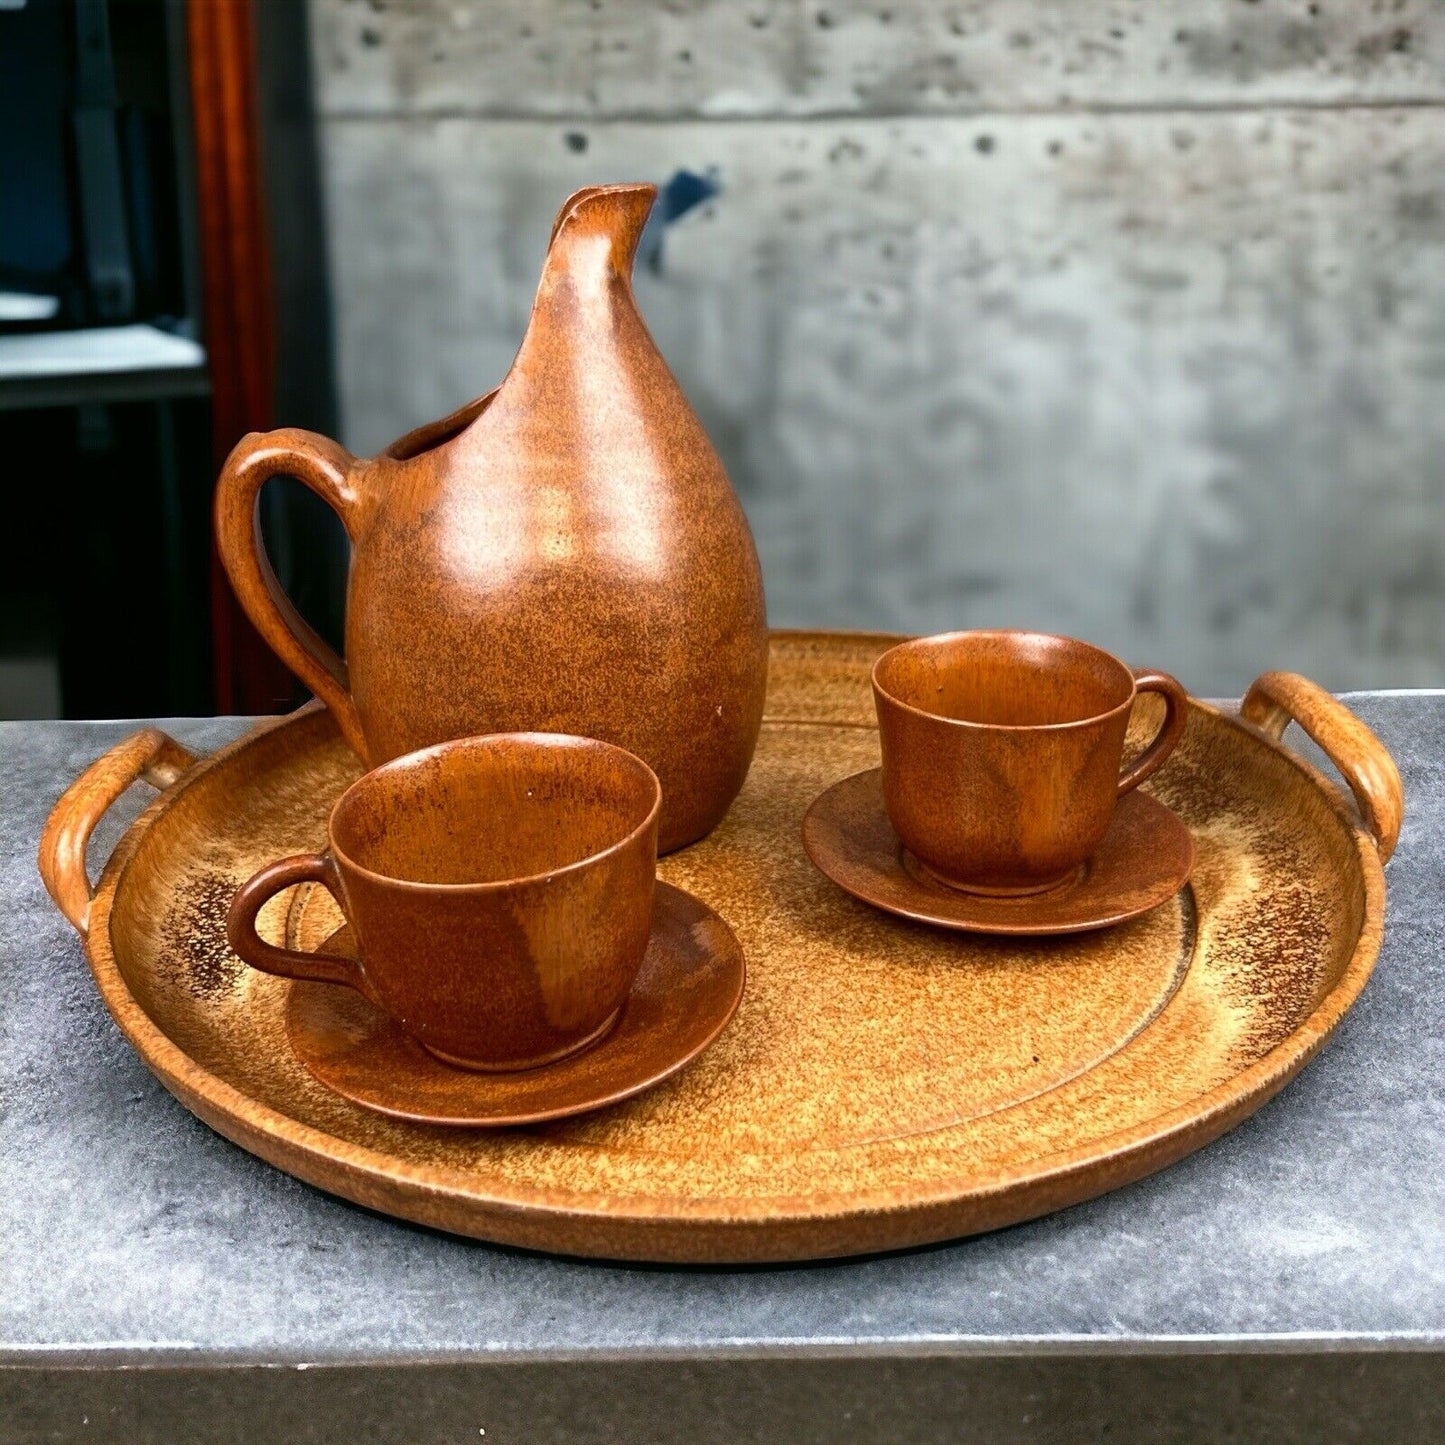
[546,183,657,278]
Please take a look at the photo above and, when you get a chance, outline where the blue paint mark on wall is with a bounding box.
[639,168,721,274]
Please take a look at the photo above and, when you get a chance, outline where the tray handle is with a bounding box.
[39,729,200,937]
[1240,671,1403,863]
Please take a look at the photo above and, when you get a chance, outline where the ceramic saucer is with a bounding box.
[802,769,1193,936]
[284,883,744,1126]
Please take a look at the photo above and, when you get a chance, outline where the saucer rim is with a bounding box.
[283,881,746,1127]
[802,768,1194,937]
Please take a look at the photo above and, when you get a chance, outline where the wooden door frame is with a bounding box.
[187,0,300,714]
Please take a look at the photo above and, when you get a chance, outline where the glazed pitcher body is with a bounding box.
[215,184,768,852]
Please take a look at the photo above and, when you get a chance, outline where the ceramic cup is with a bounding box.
[872,631,1188,895]
[227,733,660,1071]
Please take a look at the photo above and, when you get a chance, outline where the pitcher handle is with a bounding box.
[39,729,200,936]
[214,428,368,761]
[1240,671,1403,863]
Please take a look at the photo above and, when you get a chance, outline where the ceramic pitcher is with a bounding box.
[215,183,768,853]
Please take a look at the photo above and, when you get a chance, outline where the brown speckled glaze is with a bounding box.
[227,734,661,1072]
[284,886,744,1127]
[873,632,1188,892]
[213,183,768,854]
[803,772,1194,935]
[39,634,1400,1263]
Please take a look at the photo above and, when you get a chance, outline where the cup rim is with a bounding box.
[872,629,1139,733]
[325,732,661,893]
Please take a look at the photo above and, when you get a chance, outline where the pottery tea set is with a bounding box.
[217,184,1190,1115]
[35,178,1402,1257]
[196,183,1208,1128]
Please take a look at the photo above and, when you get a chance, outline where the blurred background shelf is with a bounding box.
[0,0,342,721]
[0,322,207,410]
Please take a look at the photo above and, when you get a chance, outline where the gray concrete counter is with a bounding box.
[2,702,1442,1441]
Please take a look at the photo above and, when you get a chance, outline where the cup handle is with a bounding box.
[226,852,370,995]
[1118,670,1189,797]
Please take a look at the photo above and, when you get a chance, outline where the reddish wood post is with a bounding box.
[187,0,299,715]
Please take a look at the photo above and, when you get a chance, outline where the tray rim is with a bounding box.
[74,632,1388,1261]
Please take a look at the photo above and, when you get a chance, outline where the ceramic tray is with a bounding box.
[40,632,1401,1263]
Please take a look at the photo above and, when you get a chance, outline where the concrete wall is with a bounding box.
[306,0,1445,694]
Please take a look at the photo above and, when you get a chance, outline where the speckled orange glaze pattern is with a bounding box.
[213,184,769,854]
[40,633,1399,1263]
